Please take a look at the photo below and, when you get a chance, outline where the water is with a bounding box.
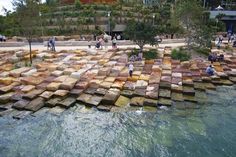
[0,86,236,157]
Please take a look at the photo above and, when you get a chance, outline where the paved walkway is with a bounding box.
[0,43,186,51]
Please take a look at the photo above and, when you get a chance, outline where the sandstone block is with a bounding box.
[24,97,44,112]
[143,98,158,107]
[22,85,35,93]
[115,96,130,107]
[77,93,93,104]
[135,80,148,89]
[12,100,30,110]
[57,97,76,109]
[60,77,77,90]
[46,98,62,107]
[9,67,31,77]
[100,88,120,105]
[97,105,112,112]
[158,98,172,106]
[159,89,171,98]
[23,89,44,100]
[40,91,54,99]
[130,97,145,106]
[54,90,69,97]
[121,90,133,98]
[0,92,14,103]
[46,82,61,91]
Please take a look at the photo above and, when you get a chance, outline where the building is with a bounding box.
[210,10,236,33]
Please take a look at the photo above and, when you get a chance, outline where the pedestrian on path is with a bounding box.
[112,38,117,49]
[129,63,134,77]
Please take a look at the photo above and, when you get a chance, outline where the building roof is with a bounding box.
[209,10,236,18]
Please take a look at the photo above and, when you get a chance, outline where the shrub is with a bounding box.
[193,47,210,56]
[171,48,191,61]
[128,48,158,60]
[143,49,158,60]
[128,48,139,57]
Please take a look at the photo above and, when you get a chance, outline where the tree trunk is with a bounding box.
[28,40,32,65]
[139,45,144,52]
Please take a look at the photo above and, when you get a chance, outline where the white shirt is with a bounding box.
[129,64,134,71]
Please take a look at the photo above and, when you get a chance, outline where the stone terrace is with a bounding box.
[0,47,236,119]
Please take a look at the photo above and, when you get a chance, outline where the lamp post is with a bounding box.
[216,18,219,31]
[108,11,111,36]
[39,11,43,37]
[152,14,155,26]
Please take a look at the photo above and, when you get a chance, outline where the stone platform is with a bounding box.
[0,47,236,119]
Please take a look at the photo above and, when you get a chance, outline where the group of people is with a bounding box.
[129,53,143,62]
[215,35,224,49]
[0,35,6,42]
[227,32,236,47]
[208,52,224,63]
[88,34,121,49]
[206,52,224,76]
[47,37,56,51]
[215,33,236,48]
[227,32,236,44]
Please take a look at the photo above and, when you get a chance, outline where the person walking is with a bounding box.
[129,63,134,77]
[88,39,92,49]
[51,36,56,52]
[112,38,117,48]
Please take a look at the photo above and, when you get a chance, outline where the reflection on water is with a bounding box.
[0,86,236,157]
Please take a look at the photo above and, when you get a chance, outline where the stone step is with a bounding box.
[159,89,171,98]
[12,99,30,110]
[130,97,145,107]
[158,98,172,106]
[12,111,32,120]
[24,97,45,112]
[115,96,130,107]
[143,98,158,107]
[183,86,195,96]
[57,97,76,109]
[97,105,112,112]
[46,97,62,108]
[23,89,45,100]
[100,88,120,105]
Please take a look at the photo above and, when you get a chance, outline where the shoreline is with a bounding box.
[0,46,236,119]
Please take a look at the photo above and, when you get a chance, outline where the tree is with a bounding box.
[75,0,81,10]
[174,0,218,48]
[124,21,157,52]
[13,0,41,64]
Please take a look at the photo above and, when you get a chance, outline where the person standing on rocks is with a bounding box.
[51,36,56,52]
[129,62,134,77]
[88,39,92,49]
[112,38,117,49]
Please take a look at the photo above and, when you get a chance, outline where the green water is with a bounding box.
[0,86,236,157]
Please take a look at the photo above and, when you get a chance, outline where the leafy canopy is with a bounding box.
[13,0,41,40]
[124,21,157,50]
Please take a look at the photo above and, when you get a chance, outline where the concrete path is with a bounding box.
[0,43,186,51]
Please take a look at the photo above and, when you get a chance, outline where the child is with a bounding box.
[129,63,134,77]
[88,40,92,49]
